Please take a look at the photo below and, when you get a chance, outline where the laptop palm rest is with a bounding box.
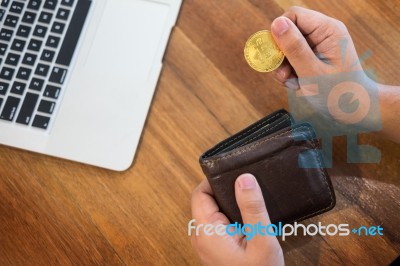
[85,0,170,82]
[48,0,171,170]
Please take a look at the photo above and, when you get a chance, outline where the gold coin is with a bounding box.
[244,30,284,72]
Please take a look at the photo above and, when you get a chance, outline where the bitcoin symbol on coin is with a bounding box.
[244,30,284,72]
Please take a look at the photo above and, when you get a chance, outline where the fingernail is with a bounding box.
[277,67,286,80]
[285,78,299,90]
[238,174,257,190]
[272,17,290,36]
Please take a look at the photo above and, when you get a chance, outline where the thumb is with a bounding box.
[235,174,281,251]
[235,174,271,226]
[271,16,320,76]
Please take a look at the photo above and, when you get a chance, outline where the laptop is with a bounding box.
[0,0,182,171]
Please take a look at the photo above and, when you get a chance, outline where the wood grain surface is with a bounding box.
[1,0,399,265]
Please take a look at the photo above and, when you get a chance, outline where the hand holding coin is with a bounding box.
[244,30,284,72]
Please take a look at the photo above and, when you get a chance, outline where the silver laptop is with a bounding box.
[0,0,182,170]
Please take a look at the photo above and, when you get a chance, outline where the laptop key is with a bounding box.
[61,0,74,7]
[40,49,55,62]
[44,0,57,10]
[29,78,44,91]
[10,2,24,14]
[17,25,32,37]
[32,115,50,129]
[38,11,52,23]
[0,43,7,55]
[16,92,39,125]
[49,67,67,84]
[51,22,65,34]
[28,39,42,51]
[38,99,55,114]
[11,81,26,95]
[0,9,5,22]
[1,0,11,8]
[5,53,20,66]
[35,63,50,77]
[56,0,91,66]
[27,0,42,11]
[11,39,26,52]
[22,11,37,24]
[0,98,3,110]
[0,29,13,42]
[16,67,32,80]
[56,8,70,20]
[0,82,9,95]
[46,35,60,48]
[33,25,47,38]
[22,53,37,65]
[43,85,60,99]
[0,67,15,80]
[4,14,19,27]
[0,96,20,121]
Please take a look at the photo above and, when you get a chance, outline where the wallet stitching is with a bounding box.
[201,126,295,165]
[205,113,285,157]
[238,118,289,148]
[205,113,282,156]
[203,126,335,222]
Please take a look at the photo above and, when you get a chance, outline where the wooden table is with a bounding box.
[1,0,399,265]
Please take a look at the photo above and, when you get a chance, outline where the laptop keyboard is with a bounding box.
[0,0,91,130]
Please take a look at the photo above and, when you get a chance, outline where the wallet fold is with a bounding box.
[199,109,336,224]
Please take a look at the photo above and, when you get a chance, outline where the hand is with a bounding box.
[272,6,362,83]
[271,6,376,126]
[190,174,284,266]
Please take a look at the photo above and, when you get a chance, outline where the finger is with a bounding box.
[283,6,332,36]
[235,174,271,225]
[283,6,349,51]
[271,16,321,76]
[274,60,294,84]
[191,222,245,263]
[191,179,230,225]
[285,77,300,90]
[191,181,244,253]
[235,174,273,247]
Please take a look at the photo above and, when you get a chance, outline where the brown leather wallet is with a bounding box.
[199,109,336,224]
